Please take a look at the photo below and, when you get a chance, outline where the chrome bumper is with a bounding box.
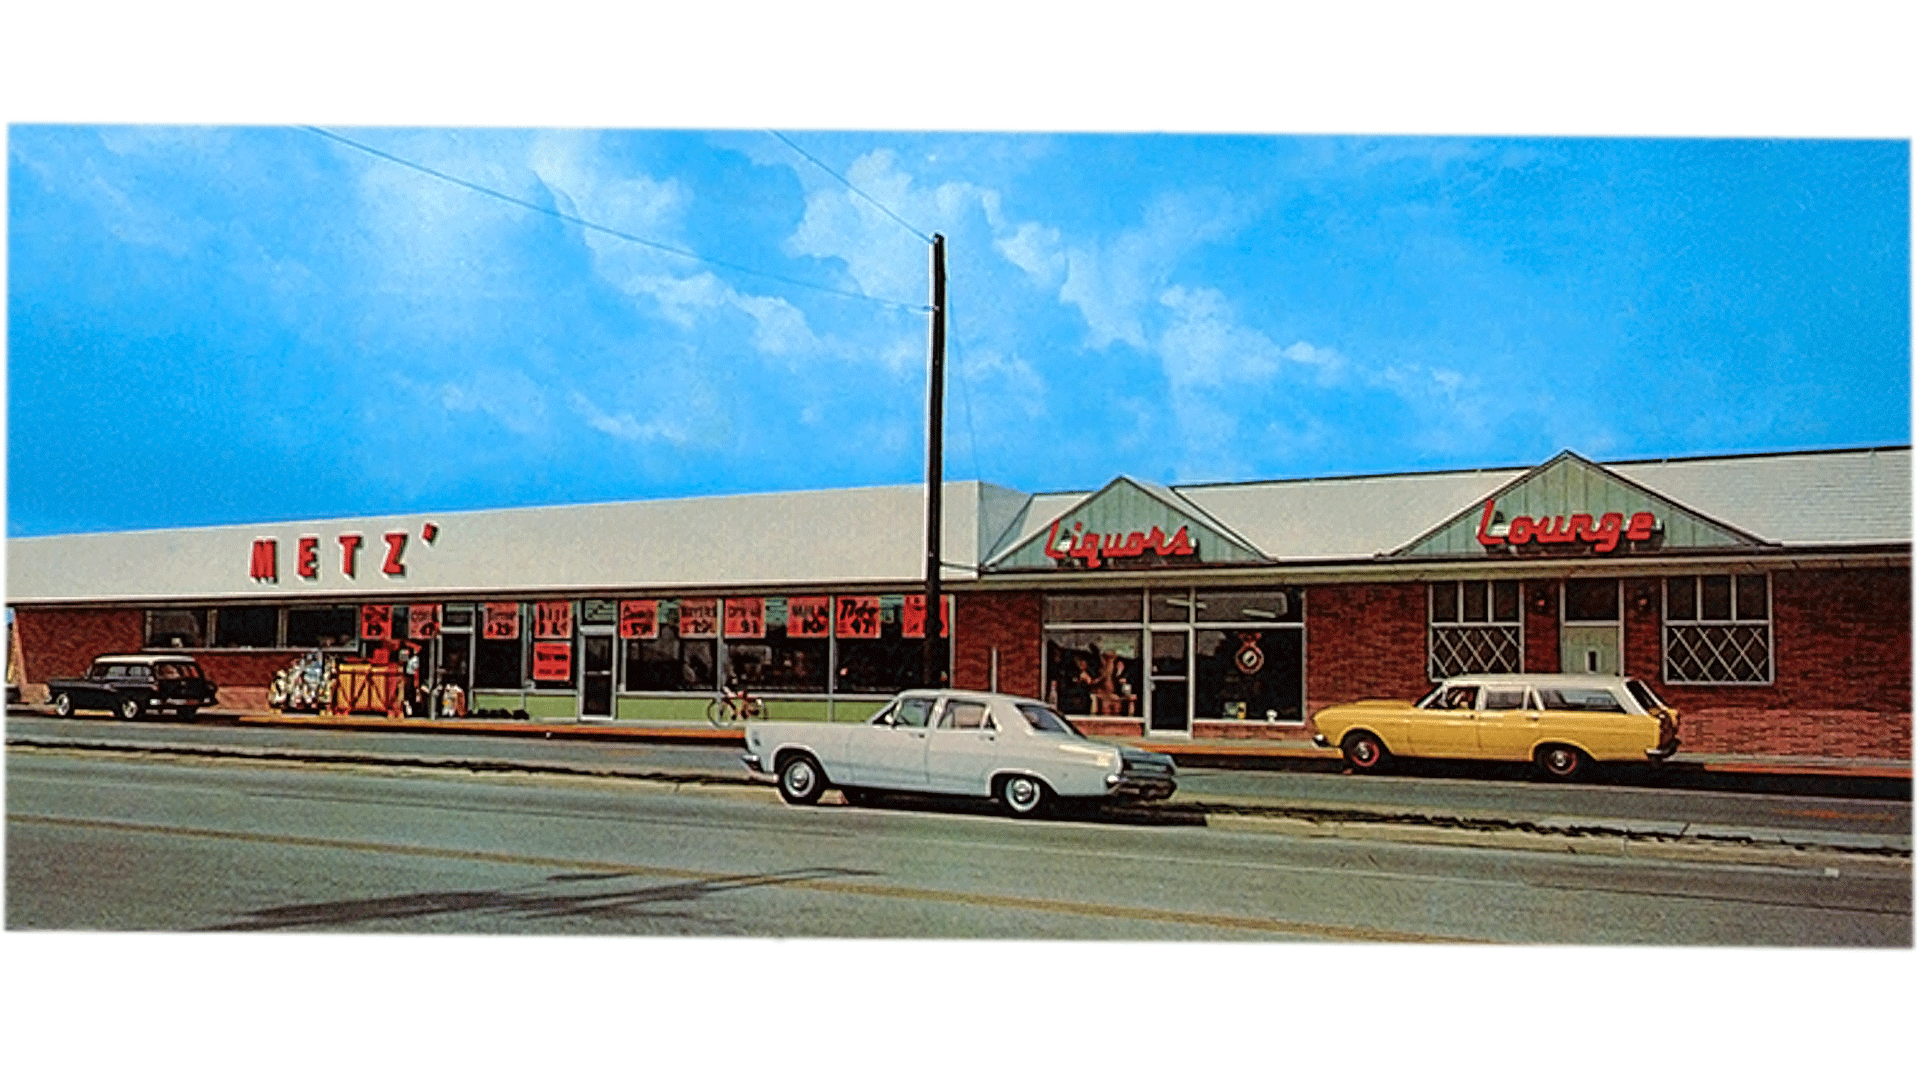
[1311,733,1331,748]
[740,753,771,778]
[1645,739,1680,762]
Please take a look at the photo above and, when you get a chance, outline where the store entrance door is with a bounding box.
[1561,626,1619,675]
[1149,631,1189,733]
[580,631,615,720]
[433,630,472,718]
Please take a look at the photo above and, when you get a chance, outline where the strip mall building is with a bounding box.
[7,446,1911,760]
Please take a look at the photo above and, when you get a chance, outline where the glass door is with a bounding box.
[580,631,615,719]
[1149,631,1190,733]
[432,629,472,718]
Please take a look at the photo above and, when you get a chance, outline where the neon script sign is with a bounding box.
[1476,501,1655,554]
[1046,519,1196,569]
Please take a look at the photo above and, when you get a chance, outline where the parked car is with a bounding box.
[1310,673,1680,781]
[742,689,1177,817]
[45,654,219,720]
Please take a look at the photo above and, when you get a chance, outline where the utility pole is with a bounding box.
[921,233,947,688]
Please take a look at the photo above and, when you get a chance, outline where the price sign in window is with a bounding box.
[836,596,882,639]
[408,604,441,640]
[360,605,393,641]
[679,598,718,639]
[903,595,951,638]
[483,603,520,640]
[788,597,831,638]
[725,598,766,639]
[534,601,573,640]
[619,600,658,640]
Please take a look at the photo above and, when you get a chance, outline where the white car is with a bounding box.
[742,690,1177,818]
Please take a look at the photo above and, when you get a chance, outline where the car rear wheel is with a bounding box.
[1341,731,1390,773]
[1534,744,1588,781]
[777,753,826,805]
[116,696,144,721]
[997,774,1052,818]
[53,693,75,718]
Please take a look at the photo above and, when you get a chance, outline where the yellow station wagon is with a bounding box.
[1311,674,1680,780]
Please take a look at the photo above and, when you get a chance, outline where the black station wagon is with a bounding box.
[46,653,219,720]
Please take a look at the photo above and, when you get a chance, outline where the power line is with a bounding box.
[767,130,934,245]
[302,126,928,313]
[945,293,984,484]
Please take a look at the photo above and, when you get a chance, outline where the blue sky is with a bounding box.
[6,125,1909,537]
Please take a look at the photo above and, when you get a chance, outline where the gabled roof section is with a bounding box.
[1394,450,1774,559]
[985,475,1268,572]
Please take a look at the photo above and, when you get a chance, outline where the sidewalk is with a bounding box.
[40,704,1902,783]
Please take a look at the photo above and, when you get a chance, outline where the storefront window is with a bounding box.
[531,601,576,690]
[474,602,525,690]
[1564,579,1620,622]
[1044,592,1141,624]
[287,605,359,649]
[835,594,940,694]
[1665,574,1772,684]
[1429,580,1521,679]
[726,597,830,693]
[1194,627,1302,721]
[624,600,717,693]
[1043,630,1142,716]
[145,608,208,649]
[212,605,280,648]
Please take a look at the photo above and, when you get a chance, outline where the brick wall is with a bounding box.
[953,591,1042,698]
[1304,582,1428,718]
[12,606,306,713]
[1523,581,1560,673]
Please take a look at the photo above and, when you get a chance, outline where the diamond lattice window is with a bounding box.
[1664,574,1772,685]
[1428,581,1522,680]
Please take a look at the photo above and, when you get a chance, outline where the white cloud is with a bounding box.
[1054,194,1241,350]
[567,391,693,445]
[994,221,1067,289]
[436,368,550,436]
[958,348,1048,419]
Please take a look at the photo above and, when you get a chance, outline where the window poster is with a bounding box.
[483,602,520,640]
[902,595,951,638]
[360,604,392,641]
[679,598,718,638]
[534,600,573,640]
[619,599,658,640]
[724,597,766,639]
[408,604,441,640]
[532,640,572,681]
[787,596,830,638]
[836,595,882,639]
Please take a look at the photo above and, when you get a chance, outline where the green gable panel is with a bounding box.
[1397,451,1769,560]
[988,477,1266,572]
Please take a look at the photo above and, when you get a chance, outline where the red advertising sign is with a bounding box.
[483,602,520,640]
[1044,520,1196,569]
[360,604,392,641]
[836,595,882,639]
[902,595,951,638]
[532,641,572,681]
[679,598,718,639]
[534,600,573,640]
[787,596,831,638]
[1475,500,1657,555]
[619,600,658,640]
[408,604,441,640]
[725,598,766,639]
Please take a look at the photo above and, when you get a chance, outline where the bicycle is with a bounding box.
[707,685,765,727]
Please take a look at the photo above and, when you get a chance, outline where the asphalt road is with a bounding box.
[9,717,1910,851]
[8,746,1910,943]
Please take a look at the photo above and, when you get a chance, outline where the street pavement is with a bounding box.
[9,709,1910,861]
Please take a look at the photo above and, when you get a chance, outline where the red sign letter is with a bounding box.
[383,532,408,576]
[339,534,363,577]
[297,536,319,578]
[249,538,278,582]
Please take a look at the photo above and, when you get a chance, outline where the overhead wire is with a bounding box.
[944,292,985,484]
[302,126,928,313]
[766,130,935,245]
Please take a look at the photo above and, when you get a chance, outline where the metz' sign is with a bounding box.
[1476,501,1656,555]
[1045,519,1196,570]
[249,522,439,583]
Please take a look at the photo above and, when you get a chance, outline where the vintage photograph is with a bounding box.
[4,5,1913,1075]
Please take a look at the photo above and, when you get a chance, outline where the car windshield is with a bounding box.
[1017,703,1086,738]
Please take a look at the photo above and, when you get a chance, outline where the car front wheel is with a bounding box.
[1341,731,1390,773]
[1534,744,1588,781]
[997,774,1052,818]
[53,693,75,718]
[116,696,144,721]
[777,753,826,805]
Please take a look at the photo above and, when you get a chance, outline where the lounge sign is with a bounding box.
[1045,519,1197,570]
[1475,500,1658,555]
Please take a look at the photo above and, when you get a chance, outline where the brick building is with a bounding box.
[7,446,1910,760]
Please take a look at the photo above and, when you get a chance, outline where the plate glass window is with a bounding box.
[1664,574,1772,684]
[1428,581,1522,679]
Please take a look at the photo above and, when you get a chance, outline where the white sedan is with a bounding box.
[741,690,1177,818]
